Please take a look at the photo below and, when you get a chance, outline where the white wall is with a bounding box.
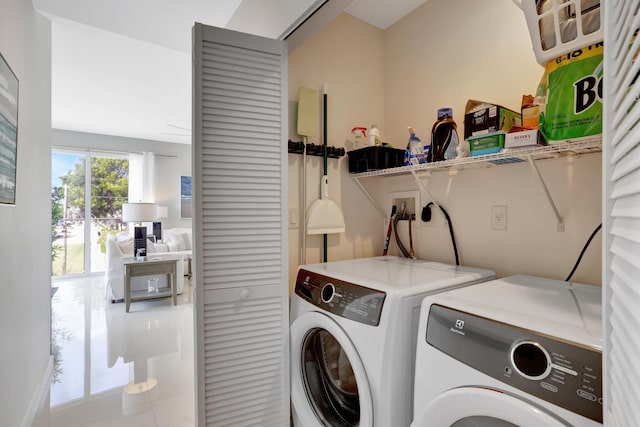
[366,153,602,283]
[52,129,192,230]
[383,0,543,145]
[0,1,52,426]
[287,0,602,287]
[288,13,387,292]
[380,0,601,284]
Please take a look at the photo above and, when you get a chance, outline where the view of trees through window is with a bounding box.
[51,151,129,276]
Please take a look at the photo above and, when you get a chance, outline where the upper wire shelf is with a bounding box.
[349,137,602,178]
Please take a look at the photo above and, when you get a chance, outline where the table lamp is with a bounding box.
[154,206,168,243]
[122,202,157,259]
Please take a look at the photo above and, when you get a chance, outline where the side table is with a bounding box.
[124,258,178,312]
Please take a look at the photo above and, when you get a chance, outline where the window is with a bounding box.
[51,150,129,276]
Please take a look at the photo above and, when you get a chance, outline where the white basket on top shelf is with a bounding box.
[513,0,602,66]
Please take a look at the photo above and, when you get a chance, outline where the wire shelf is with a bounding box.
[349,136,602,178]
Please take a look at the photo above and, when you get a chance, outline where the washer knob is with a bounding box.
[321,283,335,303]
[510,340,552,380]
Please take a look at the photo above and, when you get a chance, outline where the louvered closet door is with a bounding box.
[192,23,289,427]
[603,2,640,425]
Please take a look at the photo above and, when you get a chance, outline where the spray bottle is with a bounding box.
[351,127,367,149]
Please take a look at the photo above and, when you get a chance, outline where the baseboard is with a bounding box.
[21,355,53,427]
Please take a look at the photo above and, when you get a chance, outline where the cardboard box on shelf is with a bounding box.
[468,131,505,156]
[521,94,539,129]
[521,104,540,129]
[464,99,522,140]
[504,129,545,148]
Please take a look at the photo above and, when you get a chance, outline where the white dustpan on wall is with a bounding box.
[306,83,345,235]
[306,174,345,234]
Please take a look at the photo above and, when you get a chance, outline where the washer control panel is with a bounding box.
[425,304,603,423]
[295,269,386,326]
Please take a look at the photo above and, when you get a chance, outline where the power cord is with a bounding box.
[425,202,460,266]
[565,223,602,282]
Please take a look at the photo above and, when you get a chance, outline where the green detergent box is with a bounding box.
[464,100,522,140]
[537,42,603,142]
[468,131,505,156]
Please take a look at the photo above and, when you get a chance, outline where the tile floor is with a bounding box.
[49,275,195,426]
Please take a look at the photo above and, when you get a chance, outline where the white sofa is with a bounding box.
[105,227,193,302]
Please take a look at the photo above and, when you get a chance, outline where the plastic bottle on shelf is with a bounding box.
[368,125,381,146]
[406,126,425,165]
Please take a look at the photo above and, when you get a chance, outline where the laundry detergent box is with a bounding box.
[464,99,522,140]
[468,131,505,156]
[536,42,603,143]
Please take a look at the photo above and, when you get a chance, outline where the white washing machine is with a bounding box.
[412,274,602,427]
[290,256,495,427]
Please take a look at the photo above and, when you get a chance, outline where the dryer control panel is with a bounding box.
[426,304,603,423]
[295,269,386,326]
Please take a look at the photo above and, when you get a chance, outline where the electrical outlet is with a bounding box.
[491,205,507,230]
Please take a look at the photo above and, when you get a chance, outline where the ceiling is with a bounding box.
[32,0,427,144]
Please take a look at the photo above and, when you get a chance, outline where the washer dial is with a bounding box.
[321,283,336,303]
[510,340,552,380]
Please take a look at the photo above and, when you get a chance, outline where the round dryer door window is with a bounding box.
[290,312,373,427]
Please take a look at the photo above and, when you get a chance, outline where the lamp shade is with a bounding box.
[156,206,168,219]
[122,202,158,223]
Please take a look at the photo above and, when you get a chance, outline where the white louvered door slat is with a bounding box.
[603,1,640,426]
[193,24,289,427]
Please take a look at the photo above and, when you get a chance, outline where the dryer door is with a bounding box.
[412,387,571,427]
[290,311,373,427]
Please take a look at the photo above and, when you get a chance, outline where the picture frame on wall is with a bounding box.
[181,175,192,218]
[0,52,19,206]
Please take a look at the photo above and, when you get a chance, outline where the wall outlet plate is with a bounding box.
[491,205,507,230]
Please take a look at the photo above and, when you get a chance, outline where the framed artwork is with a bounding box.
[0,52,18,205]
[181,175,192,218]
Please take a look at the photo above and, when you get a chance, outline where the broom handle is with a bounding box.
[323,86,328,262]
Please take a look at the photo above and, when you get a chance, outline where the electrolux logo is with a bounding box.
[450,319,466,336]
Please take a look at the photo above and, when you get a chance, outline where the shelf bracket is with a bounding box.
[410,170,440,211]
[353,177,387,218]
[527,155,565,232]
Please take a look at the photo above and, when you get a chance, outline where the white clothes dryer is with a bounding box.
[412,275,603,427]
[290,256,495,427]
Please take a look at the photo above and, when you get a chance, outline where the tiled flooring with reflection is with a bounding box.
[49,275,195,427]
